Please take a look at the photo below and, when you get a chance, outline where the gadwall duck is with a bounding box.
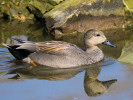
[3,29,116,68]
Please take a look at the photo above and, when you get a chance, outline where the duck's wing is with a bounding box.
[3,38,83,56]
[35,41,72,54]
[13,40,75,55]
[3,38,82,60]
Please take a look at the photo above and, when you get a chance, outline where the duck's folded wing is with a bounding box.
[17,41,72,55]
[36,41,70,54]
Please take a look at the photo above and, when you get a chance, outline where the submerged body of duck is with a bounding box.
[3,29,116,68]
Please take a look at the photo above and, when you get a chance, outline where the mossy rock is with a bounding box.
[43,0,124,32]
[0,0,58,20]
[118,40,133,66]
[29,0,54,14]
[0,0,33,20]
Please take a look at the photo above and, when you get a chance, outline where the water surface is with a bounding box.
[0,20,133,100]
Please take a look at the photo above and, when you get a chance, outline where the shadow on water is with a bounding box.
[0,20,133,99]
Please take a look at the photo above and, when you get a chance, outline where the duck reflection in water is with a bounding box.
[8,60,117,97]
[84,66,117,96]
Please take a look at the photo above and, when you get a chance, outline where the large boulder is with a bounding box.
[43,0,125,33]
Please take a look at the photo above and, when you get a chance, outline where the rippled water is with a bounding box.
[0,20,133,100]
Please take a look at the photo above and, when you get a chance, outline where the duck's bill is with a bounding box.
[102,40,117,47]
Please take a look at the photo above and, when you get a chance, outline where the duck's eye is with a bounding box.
[96,34,100,36]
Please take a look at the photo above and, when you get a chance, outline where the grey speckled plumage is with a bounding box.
[2,29,116,68]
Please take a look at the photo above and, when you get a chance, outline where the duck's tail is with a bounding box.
[2,38,32,60]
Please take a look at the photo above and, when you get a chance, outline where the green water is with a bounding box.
[0,20,133,100]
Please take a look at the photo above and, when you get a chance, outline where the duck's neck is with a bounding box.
[85,46,104,63]
[85,46,99,52]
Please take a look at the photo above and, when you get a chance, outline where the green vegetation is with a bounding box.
[123,0,133,12]
[0,0,61,20]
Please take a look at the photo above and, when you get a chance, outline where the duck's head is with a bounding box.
[84,29,116,48]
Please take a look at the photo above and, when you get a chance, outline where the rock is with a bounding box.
[54,29,63,34]
[0,0,57,20]
[0,0,33,20]
[44,0,124,32]
[62,15,125,33]
[118,41,133,66]
[27,0,54,18]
